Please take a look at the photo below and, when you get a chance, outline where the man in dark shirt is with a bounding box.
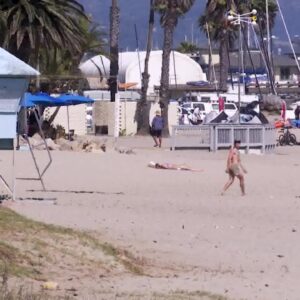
[151,110,164,147]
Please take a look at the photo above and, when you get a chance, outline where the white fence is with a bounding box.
[171,124,276,153]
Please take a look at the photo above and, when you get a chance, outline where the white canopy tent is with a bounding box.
[79,50,207,94]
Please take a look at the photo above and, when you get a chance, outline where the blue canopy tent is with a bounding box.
[21,92,65,108]
[55,93,94,105]
[18,92,67,189]
[54,93,94,139]
[20,92,95,140]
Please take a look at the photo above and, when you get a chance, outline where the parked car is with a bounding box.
[179,102,213,125]
[212,102,238,117]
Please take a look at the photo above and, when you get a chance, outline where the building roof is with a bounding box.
[227,51,298,70]
[0,48,39,77]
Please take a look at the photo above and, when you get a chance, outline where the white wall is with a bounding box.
[44,104,87,136]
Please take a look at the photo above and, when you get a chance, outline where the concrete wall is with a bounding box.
[94,100,179,136]
[43,99,179,137]
[44,104,87,136]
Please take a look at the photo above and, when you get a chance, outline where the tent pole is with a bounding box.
[12,137,16,200]
[67,106,71,140]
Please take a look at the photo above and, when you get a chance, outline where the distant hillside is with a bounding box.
[79,0,300,50]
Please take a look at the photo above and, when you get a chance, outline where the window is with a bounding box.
[182,103,191,109]
[193,103,205,111]
[224,104,236,110]
[280,67,290,80]
[201,97,211,102]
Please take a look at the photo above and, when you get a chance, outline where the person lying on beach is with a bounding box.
[148,161,202,172]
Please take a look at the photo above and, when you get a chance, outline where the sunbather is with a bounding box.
[148,161,202,172]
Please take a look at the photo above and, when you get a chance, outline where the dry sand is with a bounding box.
[2,134,300,299]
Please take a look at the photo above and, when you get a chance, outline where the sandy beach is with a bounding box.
[2,135,300,299]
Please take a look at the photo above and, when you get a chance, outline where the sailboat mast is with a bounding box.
[266,0,272,61]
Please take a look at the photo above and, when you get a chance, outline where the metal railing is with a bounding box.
[171,124,276,153]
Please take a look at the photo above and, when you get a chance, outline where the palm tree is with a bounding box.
[199,0,235,91]
[176,41,200,54]
[154,0,195,134]
[199,0,277,91]
[251,0,277,34]
[240,0,278,93]
[0,0,87,66]
[109,0,120,103]
[0,10,6,45]
[137,0,155,134]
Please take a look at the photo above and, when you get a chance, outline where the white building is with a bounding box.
[79,50,207,94]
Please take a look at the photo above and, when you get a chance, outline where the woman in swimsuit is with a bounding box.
[222,140,247,196]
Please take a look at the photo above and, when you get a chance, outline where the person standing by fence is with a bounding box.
[151,110,164,148]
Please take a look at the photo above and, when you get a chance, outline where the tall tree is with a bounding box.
[0,0,88,66]
[109,0,120,102]
[137,0,155,134]
[251,0,277,35]
[199,0,277,91]
[154,0,195,134]
[199,0,235,91]
[176,41,200,54]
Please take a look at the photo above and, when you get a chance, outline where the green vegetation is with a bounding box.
[0,207,143,283]
[0,0,107,77]
[176,41,200,54]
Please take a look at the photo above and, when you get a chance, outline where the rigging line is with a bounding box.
[206,22,218,90]
[241,24,263,99]
[253,19,277,95]
[251,24,277,95]
[225,35,234,90]
[257,18,275,88]
[275,0,300,73]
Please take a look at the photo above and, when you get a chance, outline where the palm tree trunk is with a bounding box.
[137,0,155,134]
[109,0,120,102]
[219,33,229,92]
[207,43,212,82]
[160,16,176,136]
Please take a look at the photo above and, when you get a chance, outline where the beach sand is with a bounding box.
[3,135,300,299]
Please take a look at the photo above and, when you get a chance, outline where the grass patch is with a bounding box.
[152,290,229,300]
[0,207,144,283]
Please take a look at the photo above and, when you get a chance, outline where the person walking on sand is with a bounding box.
[151,110,164,147]
[222,140,247,196]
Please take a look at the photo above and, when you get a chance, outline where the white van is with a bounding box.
[212,102,238,117]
